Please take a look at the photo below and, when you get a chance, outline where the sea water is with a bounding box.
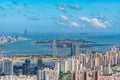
[1,33,120,55]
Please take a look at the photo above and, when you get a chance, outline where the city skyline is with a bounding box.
[0,0,120,33]
[0,0,120,80]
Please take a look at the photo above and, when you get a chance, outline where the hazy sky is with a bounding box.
[0,0,120,33]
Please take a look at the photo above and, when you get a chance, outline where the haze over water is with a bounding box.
[1,33,120,55]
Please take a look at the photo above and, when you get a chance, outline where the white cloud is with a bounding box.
[79,17,111,28]
[58,6,65,11]
[60,15,68,21]
[68,5,82,9]
[97,14,105,19]
[80,17,91,23]
[58,22,68,26]
[70,21,84,27]
[59,15,83,27]
[74,5,81,9]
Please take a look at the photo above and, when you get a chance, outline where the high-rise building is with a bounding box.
[59,57,84,73]
[82,71,89,80]
[80,48,86,54]
[118,52,120,64]
[0,62,2,73]
[61,44,67,58]
[0,46,2,59]
[94,58,99,66]
[71,71,79,80]
[24,29,27,38]
[52,40,58,57]
[37,57,43,70]
[110,46,117,53]
[71,43,75,56]
[71,43,80,56]
[60,59,68,73]
[0,45,3,59]
[73,59,79,71]
[54,61,60,74]
[118,46,120,51]
[78,63,83,71]
[103,63,112,75]
[23,58,31,75]
[1,59,13,75]
[93,71,100,80]
[37,68,59,80]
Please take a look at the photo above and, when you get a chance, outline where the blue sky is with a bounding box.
[0,0,120,33]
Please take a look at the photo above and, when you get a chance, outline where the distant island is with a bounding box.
[33,39,96,49]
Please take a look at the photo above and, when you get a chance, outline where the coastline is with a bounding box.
[1,33,120,55]
[0,54,59,63]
